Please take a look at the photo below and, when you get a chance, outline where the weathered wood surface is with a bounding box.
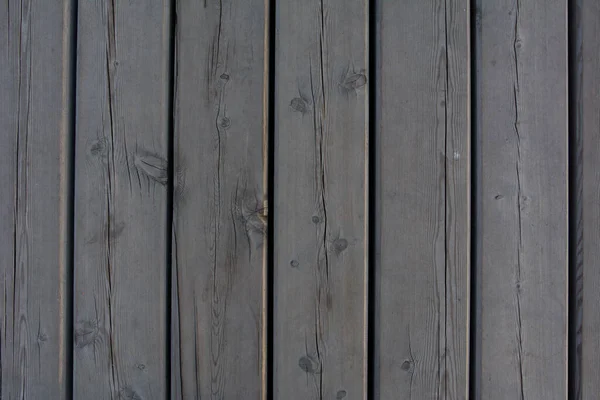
[374,1,470,399]
[72,1,171,398]
[444,3,471,399]
[0,1,74,398]
[473,0,568,399]
[273,0,369,398]
[0,1,590,398]
[579,1,600,399]
[171,0,268,399]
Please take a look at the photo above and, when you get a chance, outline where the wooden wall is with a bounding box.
[0,0,594,399]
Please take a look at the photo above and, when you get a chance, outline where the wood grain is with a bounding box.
[273,0,369,398]
[444,2,471,398]
[171,0,268,398]
[72,1,171,398]
[473,0,568,398]
[0,0,74,398]
[374,1,470,399]
[579,1,600,399]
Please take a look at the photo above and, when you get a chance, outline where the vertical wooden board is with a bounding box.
[0,1,74,398]
[171,0,268,399]
[73,1,171,398]
[374,1,470,399]
[273,0,368,398]
[580,1,600,399]
[443,2,471,398]
[474,0,567,399]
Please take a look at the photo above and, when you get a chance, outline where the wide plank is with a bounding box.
[0,1,74,398]
[273,0,369,398]
[72,1,172,398]
[374,0,470,399]
[171,0,269,398]
[473,0,568,398]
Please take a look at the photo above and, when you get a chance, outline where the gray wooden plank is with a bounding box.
[579,1,600,399]
[171,1,268,398]
[0,1,74,398]
[72,1,171,398]
[374,1,470,398]
[474,0,568,398]
[273,0,369,398]
[443,2,471,398]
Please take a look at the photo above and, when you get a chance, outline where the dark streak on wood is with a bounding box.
[134,152,168,187]
[102,1,120,384]
[578,0,600,399]
[570,0,583,398]
[511,3,526,400]
[306,6,330,394]
[103,2,120,392]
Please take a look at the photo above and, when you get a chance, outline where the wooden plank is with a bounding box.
[0,1,74,398]
[473,0,568,398]
[72,1,171,398]
[374,1,470,398]
[579,1,600,399]
[272,0,368,398]
[171,0,268,398]
[444,3,471,399]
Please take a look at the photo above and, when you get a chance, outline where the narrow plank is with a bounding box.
[444,2,471,398]
[579,1,600,399]
[374,1,470,398]
[73,1,171,398]
[474,0,568,398]
[171,0,268,398]
[0,1,74,398]
[273,0,369,398]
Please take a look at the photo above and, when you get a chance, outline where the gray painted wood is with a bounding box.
[374,1,470,399]
[0,1,74,398]
[444,3,471,399]
[579,1,600,399]
[72,1,171,398]
[171,1,268,398]
[273,0,368,398]
[474,0,568,399]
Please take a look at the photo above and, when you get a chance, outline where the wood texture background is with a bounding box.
[0,0,591,399]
